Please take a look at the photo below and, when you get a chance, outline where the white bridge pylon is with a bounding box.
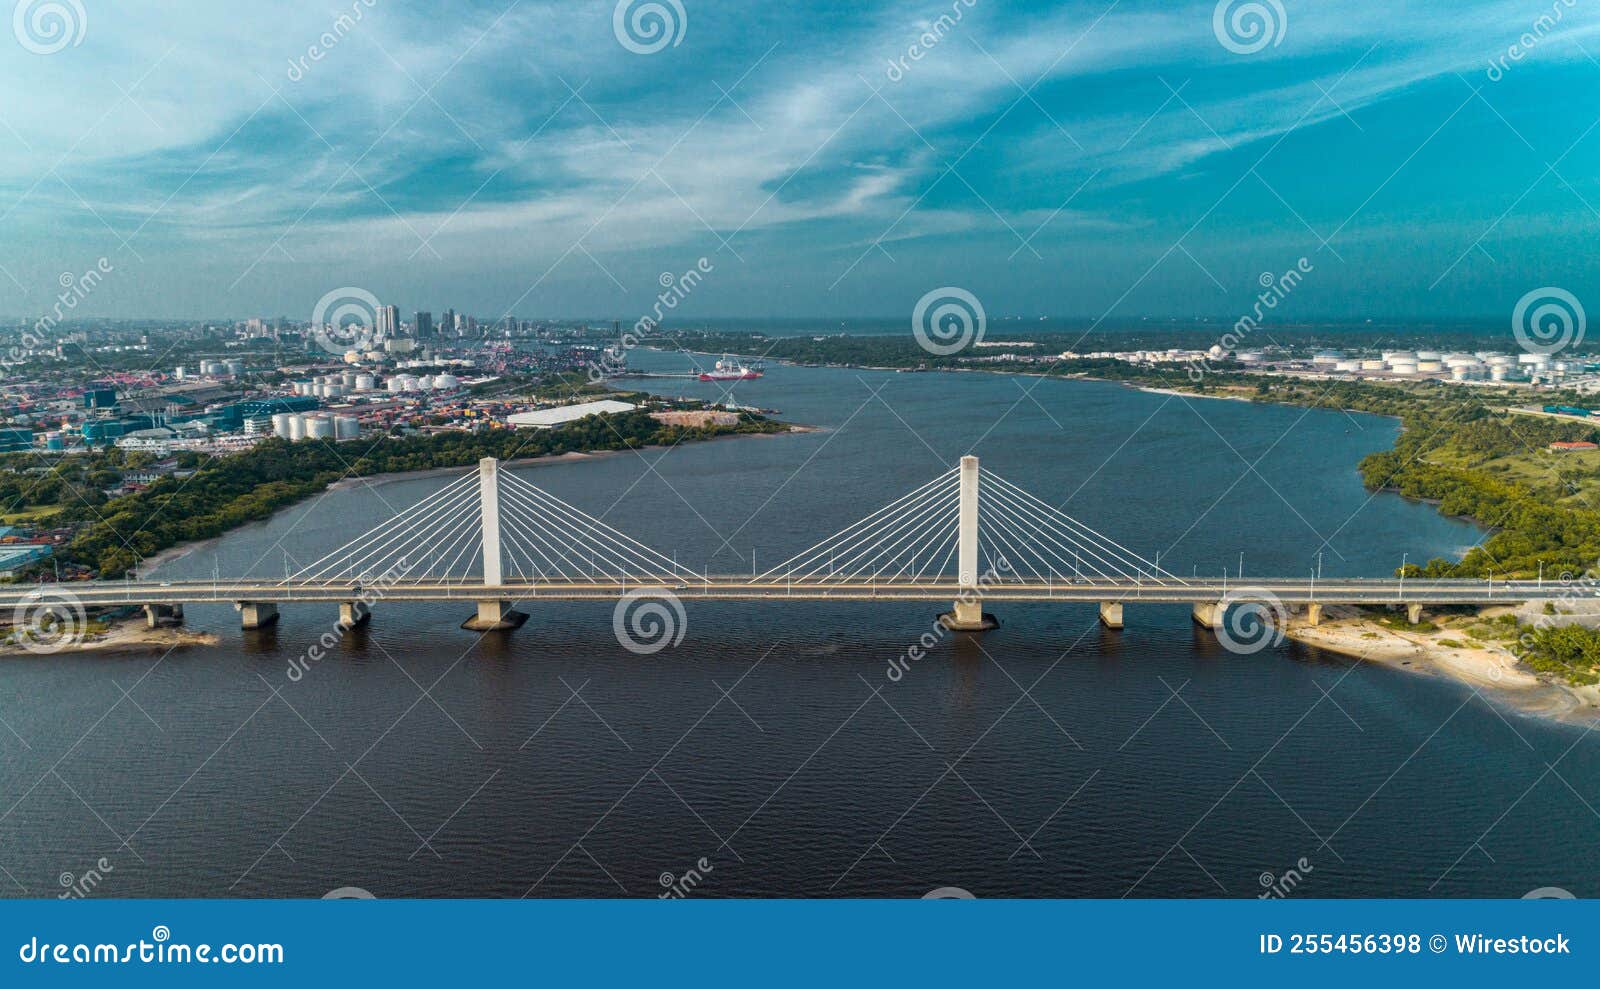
[289,458,694,586]
[755,455,1180,588]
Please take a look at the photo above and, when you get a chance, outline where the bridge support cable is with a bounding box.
[977,482,1139,583]
[497,470,692,583]
[286,471,482,584]
[979,469,1183,585]
[810,484,959,584]
[753,468,960,584]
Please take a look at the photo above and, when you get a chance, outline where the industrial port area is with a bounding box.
[1061,345,1597,388]
[0,311,755,582]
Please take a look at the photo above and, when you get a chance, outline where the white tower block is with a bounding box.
[479,457,504,587]
[958,454,979,589]
[462,457,527,631]
[941,454,996,631]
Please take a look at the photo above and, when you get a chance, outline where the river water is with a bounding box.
[2,350,1595,899]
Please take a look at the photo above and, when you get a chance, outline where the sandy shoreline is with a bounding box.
[0,619,217,657]
[1285,606,1600,724]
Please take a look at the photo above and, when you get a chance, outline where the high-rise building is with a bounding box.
[376,305,400,338]
[441,309,455,337]
[415,311,434,339]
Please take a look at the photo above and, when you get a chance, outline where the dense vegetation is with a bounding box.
[63,410,782,578]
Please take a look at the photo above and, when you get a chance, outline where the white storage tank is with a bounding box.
[335,416,361,441]
[1417,361,1443,373]
[1360,359,1385,371]
[355,374,377,391]
[287,415,306,441]
[386,377,406,393]
[305,415,335,440]
[225,359,244,375]
[1236,351,1264,363]
[433,374,460,390]
[1389,360,1419,375]
[1416,350,1443,361]
[1334,360,1360,372]
[272,413,295,439]
[1312,352,1341,365]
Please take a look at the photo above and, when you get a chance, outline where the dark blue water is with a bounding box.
[0,355,1592,899]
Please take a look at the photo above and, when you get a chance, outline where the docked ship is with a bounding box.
[698,356,764,381]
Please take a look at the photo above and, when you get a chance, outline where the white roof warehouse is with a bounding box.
[505,399,637,430]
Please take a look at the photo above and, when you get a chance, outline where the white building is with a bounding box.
[507,399,637,430]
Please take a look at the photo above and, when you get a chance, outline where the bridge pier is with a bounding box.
[1098,602,1124,629]
[939,597,998,632]
[1406,602,1424,625]
[1192,601,1224,630]
[463,600,528,632]
[1305,602,1324,627]
[144,603,183,628]
[236,602,278,630]
[339,601,371,630]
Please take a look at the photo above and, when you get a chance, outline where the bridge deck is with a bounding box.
[2,577,1583,607]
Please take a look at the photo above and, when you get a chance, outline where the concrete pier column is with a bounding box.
[462,600,527,632]
[144,603,184,628]
[1192,601,1224,629]
[1406,602,1424,625]
[938,456,998,631]
[1305,603,1324,627]
[339,601,371,629]
[236,602,279,630]
[1098,602,1124,629]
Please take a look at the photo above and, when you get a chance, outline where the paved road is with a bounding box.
[0,577,1586,606]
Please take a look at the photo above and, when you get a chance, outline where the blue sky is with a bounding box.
[1,0,1597,322]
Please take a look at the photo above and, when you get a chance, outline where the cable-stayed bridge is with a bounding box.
[0,457,1579,636]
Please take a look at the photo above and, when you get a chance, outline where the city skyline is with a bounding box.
[0,1,1596,323]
